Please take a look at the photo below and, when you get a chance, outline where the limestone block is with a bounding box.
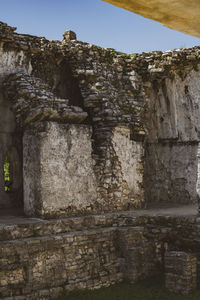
[23,122,97,217]
[103,0,200,38]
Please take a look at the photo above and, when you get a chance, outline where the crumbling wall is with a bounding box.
[0,217,162,299]
[2,209,200,299]
[0,22,147,216]
[1,21,200,215]
[0,23,32,209]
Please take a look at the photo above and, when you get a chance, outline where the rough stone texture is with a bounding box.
[1,23,200,299]
[63,30,77,41]
[0,227,123,299]
[103,0,200,38]
[144,64,200,206]
[1,21,200,212]
[145,142,199,205]
[3,73,87,127]
[2,210,200,298]
[23,122,97,217]
[0,41,31,82]
[165,251,197,294]
[145,69,200,143]
[0,210,168,299]
[112,126,144,207]
[117,227,160,282]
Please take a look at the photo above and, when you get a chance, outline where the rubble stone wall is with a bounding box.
[0,219,162,299]
[0,21,200,213]
[2,211,200,299]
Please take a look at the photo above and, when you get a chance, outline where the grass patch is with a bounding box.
[56,276,200,300]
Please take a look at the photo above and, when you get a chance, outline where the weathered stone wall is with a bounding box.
[1,21,200,214]
[0,22,147,215]
[0,227,122,299]
[142,52,200,206]
[111,126,144,208]
[145,69,200,142]
[165,251,197,294]
[145,142,199,205]
[0,214,163,299]
[2,210,200,299]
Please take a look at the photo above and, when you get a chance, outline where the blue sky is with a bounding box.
[1,0,200,54]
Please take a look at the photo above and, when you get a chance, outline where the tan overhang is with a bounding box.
[103,0,200,38]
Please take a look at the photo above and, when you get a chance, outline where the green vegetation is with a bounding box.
[56,276,200,300]
[4,156,10,192]
[130,53,137,60]
[107,48,118,63]
[86,74,97,84]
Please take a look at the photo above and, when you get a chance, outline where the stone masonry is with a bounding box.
[165,251,197,294]
[0,21,200,298]
[1,21,200,216]
[1,211,200,298]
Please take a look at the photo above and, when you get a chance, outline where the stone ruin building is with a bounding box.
[0,21,200,298]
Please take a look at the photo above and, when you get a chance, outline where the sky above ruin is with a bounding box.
[1,0,200,54]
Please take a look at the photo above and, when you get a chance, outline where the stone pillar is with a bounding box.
[23,122,97,218]
[165,251,197,294]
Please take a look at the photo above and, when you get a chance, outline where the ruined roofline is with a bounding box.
[1,21,200,67]
[1,21,200,93]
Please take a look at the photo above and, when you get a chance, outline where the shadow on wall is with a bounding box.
[31,55,84,108]
[0,90,23,209]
